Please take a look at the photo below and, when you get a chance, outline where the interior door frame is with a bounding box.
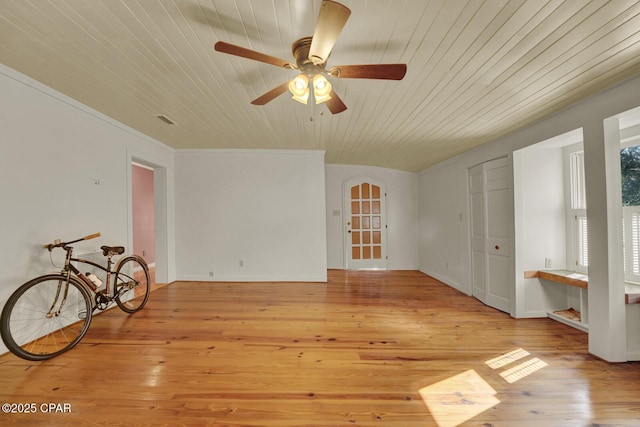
[343,175,388,270]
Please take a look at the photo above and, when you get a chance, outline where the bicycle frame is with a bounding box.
[58,243,125,307]
[69,254,114,296]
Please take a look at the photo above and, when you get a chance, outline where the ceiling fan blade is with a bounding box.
[325,90,347,114]
[329,64,407,80]
[251,81,290,105]
[308,0,351,65]
[215,41,295,69]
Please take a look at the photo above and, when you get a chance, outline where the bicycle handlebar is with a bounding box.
[44,232,101,251]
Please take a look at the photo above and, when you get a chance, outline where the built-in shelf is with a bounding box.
[525,270,640,304]
[547,310,588,333]
[525,270,589,332]
[524,269,588,288]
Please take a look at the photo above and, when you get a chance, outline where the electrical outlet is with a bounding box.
[239,259,244,267]
[545,257,552,268]
[209,271,214,277]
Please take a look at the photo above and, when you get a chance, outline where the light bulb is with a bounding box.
[289,74,309,104]
[312,74,332,104]
[295,78,307,90]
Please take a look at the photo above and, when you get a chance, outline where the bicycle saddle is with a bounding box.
[101,245,125,256]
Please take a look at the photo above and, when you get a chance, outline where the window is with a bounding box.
[621,145,640,283]
[569,151,588,273]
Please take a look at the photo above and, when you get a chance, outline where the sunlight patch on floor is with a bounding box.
[419,349,550,426]
[484,348,530,369]
[419,369,500,427]
[486,348,548,384]
[499,357,548,384]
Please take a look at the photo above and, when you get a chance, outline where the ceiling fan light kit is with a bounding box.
[214,0,407,114]
[289,74,310,104]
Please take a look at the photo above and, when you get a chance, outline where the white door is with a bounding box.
[469,164,487,302]
[469,158,512,313]
[345,179,387,269]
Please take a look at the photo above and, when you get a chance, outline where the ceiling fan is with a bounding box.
[214,0,407,114]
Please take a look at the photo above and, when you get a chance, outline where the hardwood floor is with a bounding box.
[1,270,639,426]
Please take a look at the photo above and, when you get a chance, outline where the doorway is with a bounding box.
[129,157,168,286]
[344,177,387,270]
[132,162,155,268]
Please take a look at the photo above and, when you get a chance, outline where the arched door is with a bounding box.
[344,178,387,270]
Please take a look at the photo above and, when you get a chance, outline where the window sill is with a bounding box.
[626,283,640,304]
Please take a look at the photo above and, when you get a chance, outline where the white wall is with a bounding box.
[325,164,418,270]
[418,73,640,362]
[175,150,327,282]
[514,145,567,317]
[0,64,176,354]
[418,160,469,294]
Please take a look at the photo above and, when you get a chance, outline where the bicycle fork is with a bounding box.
[50,248,92,319]
[45,279,71,319]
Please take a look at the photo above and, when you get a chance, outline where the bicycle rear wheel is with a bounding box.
[1,275,93,360]
[114,255,150,313]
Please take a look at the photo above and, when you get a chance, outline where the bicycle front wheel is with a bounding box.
[114,255,150,313]
[1,275,93,361]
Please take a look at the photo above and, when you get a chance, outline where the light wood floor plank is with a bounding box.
[1,270,639,426]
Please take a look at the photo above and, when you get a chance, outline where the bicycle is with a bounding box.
[1,233,150,361]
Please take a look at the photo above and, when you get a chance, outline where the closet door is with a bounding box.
[470,158,512,313]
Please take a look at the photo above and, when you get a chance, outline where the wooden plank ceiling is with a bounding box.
[1,0,640,172]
